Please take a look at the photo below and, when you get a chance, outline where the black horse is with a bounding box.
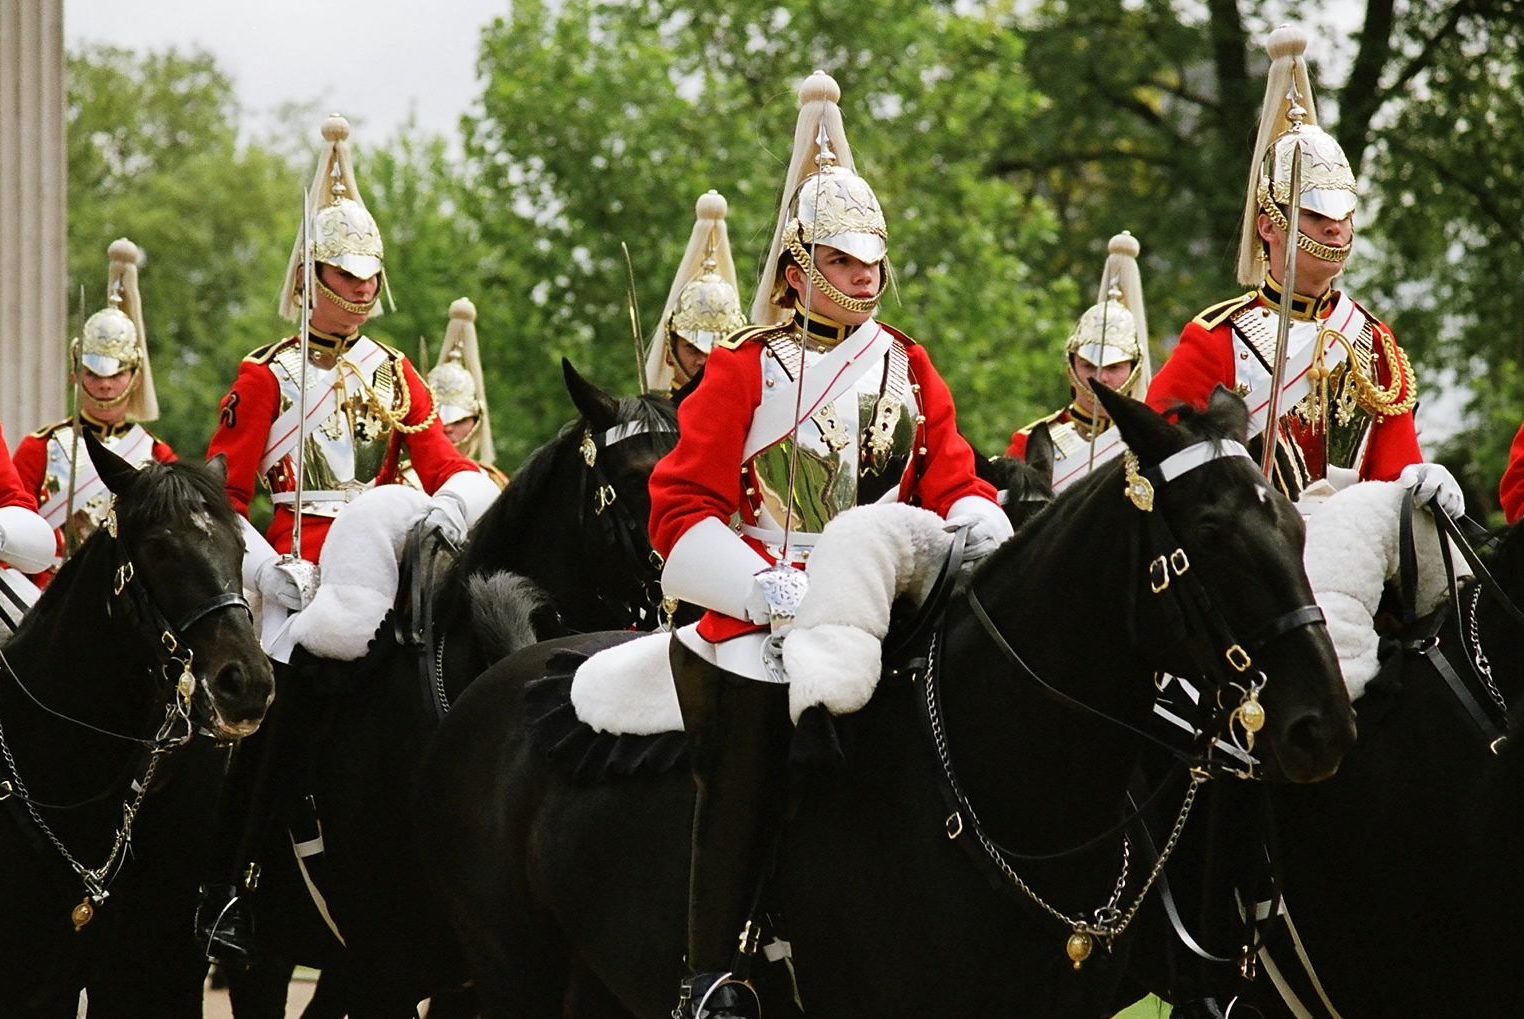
[226,361,679,1019]
[1124,511,1524,1018]
[417,385,1356,1018]
[0,434,273,1017]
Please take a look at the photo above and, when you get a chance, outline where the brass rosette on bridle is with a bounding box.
[783,161,888,316]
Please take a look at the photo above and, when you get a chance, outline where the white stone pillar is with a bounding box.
[0,0,68,438]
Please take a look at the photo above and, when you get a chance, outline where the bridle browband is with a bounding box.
[576,415,677,630]
[925,437,1329,968]
[0,496,253,931]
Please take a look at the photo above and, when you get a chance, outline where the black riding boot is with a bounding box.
[196,658,319,963]
[670,638,792,1019]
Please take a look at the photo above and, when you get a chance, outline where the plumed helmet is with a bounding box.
[1236,26,1358,286]
[78,238,159,421]
[646,190,747,394]
[279,115,387,322]
[1065,231,1152,401]
[429,297,494,465]
[753,71,889,325]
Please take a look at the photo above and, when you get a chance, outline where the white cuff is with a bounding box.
[238,516,279,592]
[433,468,499,527]
[0,505,57,573]
[661,516,771,619]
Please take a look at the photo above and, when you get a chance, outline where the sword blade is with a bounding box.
[1259,144,1304,480]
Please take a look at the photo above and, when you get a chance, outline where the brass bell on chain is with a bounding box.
[72,897,95,931]
[1066,930,1094,970]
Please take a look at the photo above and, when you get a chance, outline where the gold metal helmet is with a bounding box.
[1237,26,1358,286]
[429,297,495,465]
[1065,231,1152,402]
[77,238,159,421]
[646,190,747,394]
[753,71,889,324]
[278,115,387,322]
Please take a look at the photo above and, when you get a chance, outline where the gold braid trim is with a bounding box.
[358,354,440,435]
[1258,194,1352,264]
[1324,327,1418,419]
[785,235,880,315]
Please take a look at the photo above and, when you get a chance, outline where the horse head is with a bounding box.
[83,431,273,741]
[1095,383,1357,782]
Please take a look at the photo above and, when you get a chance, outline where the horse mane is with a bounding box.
[446,392,677,608]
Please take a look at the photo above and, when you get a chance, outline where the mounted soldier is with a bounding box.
[0,424,53,633]
[649,71,1010,1019]
[197,114,498,962]
[1006,230,1152,491]
[399,297,508,490]
[643,189,749,404]
[1145,25,1460,519]
[12,238,175,577]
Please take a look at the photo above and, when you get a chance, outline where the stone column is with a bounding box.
[0,0,68,437]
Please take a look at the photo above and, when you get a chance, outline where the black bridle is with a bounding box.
[918,438,1329,965]
[0,498,252,929]
[575,418,677,631]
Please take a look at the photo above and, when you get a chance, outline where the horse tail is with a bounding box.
[468,571,552,661]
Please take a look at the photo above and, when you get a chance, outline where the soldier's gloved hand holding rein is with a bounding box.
[421,469,501,548]
[1398,462,1465,520]
[944,495,1015,563]
[422,490,470,546]
[256,555,319,611]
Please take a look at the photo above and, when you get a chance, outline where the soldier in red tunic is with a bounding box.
[1007,231,1152,492]
[1500,423,1524,525]
[1145,26,1460,517]
[0,423,53,631]
[644,190,748,403]
[13,239,176,576]
[206,115,496,659]
[651,72,1009,1019]
[197,115,497,962]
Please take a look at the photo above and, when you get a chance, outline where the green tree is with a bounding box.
[67,45,297,459]
[462,0,1075,462]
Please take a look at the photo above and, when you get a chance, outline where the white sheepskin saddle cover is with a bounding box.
[1302,480,1470,701]
[287,484,430,661]
[567,503,954,735]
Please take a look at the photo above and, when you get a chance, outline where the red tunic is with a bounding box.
[649,324,995,641]
[1146,291,1421,483]
[12,418,176,580]
[0,425,38,512]
[1500,423,1524,525]
[207,336,478,562]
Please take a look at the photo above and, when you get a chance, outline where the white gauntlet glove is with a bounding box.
[0,505,57,573]
[944,495,1015,563]
[1398,462,1464,520]
[421,491,469,546]
[256,555,320,612]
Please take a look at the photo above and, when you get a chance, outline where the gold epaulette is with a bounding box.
[1014,407,1068,438]
[877,321,919,347]
[243,337,297,365]
[1192,291,1258,331]
[716,323,789,351]
[29,418,71,440]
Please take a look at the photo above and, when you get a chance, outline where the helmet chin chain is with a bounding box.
[314,273,379,317]
[785,235,881,317]
[1258,194,1351,264]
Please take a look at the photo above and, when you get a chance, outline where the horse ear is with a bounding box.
[562,358,620,431]
[1206,385,1251,443]
[1091,381,1179,466]
[83,429,140,496]
[1023,424,1056,483]
[205,453,229,489]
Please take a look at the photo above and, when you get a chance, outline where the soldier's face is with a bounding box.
[786,246,881,327]
[1071,356,1133,412]
[1259,208,1354,296]
[443,416,477,448]
[311,264,381,334]
[78,367,136,420]
[672,336,708,381]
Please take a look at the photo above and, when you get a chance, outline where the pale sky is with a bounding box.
[66,0,510,144]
